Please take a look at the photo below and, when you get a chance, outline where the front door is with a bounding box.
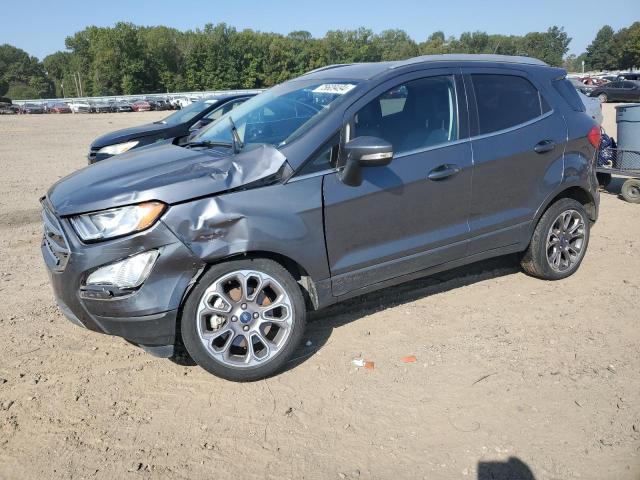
[323,71,473,296]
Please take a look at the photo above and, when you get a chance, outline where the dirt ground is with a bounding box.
[0,105,638,480]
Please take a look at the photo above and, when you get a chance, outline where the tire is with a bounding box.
[598,93,608,103]
[621,178,640,203]
[521,198,590,280]
[596,172,612,189]
[181,258,306,381]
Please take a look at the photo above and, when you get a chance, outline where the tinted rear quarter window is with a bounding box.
[552,78,585,112]
[472,74,547,134]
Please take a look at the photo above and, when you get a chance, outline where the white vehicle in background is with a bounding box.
[69,101,92,113]
[577,90,603,125]
[171,96,193,109]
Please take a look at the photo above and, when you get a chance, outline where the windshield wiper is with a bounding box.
[184,140,233,149]
[229,116,244,154]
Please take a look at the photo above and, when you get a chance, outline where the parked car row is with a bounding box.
[4,96,189,115]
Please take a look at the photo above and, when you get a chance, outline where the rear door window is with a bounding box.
[471,74,548,135]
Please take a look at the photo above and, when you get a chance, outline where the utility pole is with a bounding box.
[73,73,79,97]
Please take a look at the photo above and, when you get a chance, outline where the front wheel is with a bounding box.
[598,93,608,103]
[181,258,306,381]
[521,198,590,280]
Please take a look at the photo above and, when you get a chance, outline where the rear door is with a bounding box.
[323,69,473,296]
[462,69,566,255]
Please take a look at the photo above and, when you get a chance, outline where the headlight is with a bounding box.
[86,250,159,288]
[97,140,139,155]
[70,201,166,242]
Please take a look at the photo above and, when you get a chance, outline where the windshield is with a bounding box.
[193,80,358,148]
[159,99,219,125]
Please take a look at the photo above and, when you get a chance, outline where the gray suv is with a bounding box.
[41,54,600,381]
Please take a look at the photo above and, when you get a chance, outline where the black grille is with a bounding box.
[42,203,70,272]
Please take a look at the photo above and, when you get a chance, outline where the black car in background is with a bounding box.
[20,103,45,114]
[589,80,640,103]
[113,100,133,112]
[618,72,640,81]
[88,93,256,163]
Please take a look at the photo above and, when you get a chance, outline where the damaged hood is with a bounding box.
[47,143,289,216]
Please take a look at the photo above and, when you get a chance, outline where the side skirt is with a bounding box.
[314,242,525,309]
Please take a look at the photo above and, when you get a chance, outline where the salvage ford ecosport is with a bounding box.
[41,54,600,381]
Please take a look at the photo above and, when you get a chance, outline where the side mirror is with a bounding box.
[340,136,393,187]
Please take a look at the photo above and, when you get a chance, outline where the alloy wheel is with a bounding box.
[195,269,293,368]
[546,209,586,272]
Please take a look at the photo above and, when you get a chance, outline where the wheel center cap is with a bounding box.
[240,311,253,324]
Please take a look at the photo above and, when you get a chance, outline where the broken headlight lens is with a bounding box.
[70,201,166,242]
[85,250,159,288]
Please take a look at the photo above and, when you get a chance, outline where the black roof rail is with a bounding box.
[390,54,548,68]
[302,63,354,76]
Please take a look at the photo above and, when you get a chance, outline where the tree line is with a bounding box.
[0,22,638,100]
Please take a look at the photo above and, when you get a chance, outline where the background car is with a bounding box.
[112,100,133,112]
[0,97,17,114]
[69,101,92,113]
[617,72,640,81]
[20,103,45,114]
[568,77,596,95]
[589,80,640,103]
[93,100,114,113]
[577,91,602,125]
[50,103,72,114]
[88,92,256,162]
[131,100,152,112]
[153,98,172,110]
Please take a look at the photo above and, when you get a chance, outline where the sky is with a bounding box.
[2,0,639,60]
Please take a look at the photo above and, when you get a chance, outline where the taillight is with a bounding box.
[587,125,601,148]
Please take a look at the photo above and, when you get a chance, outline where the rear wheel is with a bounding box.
[598,93,608,103]
[181,258,306,381]
[621,178,640,203]
[521,198,590,280]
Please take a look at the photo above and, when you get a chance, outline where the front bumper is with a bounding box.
[41,201,205,347]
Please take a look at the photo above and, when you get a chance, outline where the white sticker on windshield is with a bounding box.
[312,84,357,95]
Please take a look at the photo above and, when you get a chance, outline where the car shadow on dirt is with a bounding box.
[477,456,536,479]
[283,253,522,372]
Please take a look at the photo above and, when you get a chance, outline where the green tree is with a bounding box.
[521,26,570,66]
[585,25,616,70]
[373,29,418,60]
[613,22,640,69]
[0,44,53,99]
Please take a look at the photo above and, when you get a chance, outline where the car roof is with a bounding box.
[302,54,548,81]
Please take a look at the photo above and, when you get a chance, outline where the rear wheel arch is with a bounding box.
[534,186,597,228]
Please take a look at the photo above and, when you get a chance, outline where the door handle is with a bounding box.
[534,139,556,154]
[427,164,461,181]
